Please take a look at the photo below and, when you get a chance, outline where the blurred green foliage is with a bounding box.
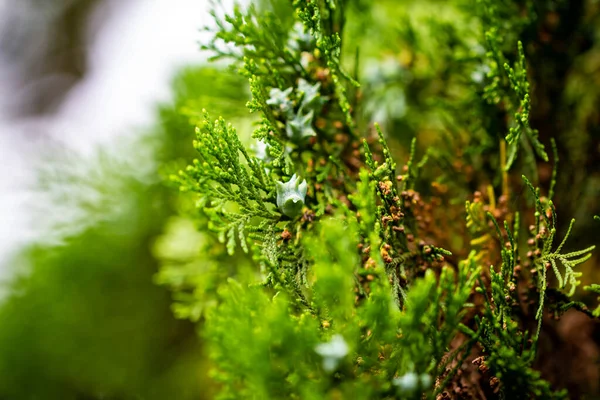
[0,65,251,399]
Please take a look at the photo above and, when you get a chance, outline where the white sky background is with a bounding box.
[0,0,231,270]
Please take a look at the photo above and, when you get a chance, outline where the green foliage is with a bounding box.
[203,213,480,399]
[8,0,598,399]
[204,280,323,399]
[163,1,600,398]
[480,7,548,172]
[585,284,600,317]
[0,0,596,397]
[521,175,595,321]
[464,211,567,399]
[175,112,277,255]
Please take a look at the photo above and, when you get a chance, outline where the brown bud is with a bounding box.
[490,376,500,389]
[527,251,534,259]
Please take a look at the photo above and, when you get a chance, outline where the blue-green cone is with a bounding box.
[276,174,307,217]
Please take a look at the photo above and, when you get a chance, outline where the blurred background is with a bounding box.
[0,0,212,262]
[0,0,230,398]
